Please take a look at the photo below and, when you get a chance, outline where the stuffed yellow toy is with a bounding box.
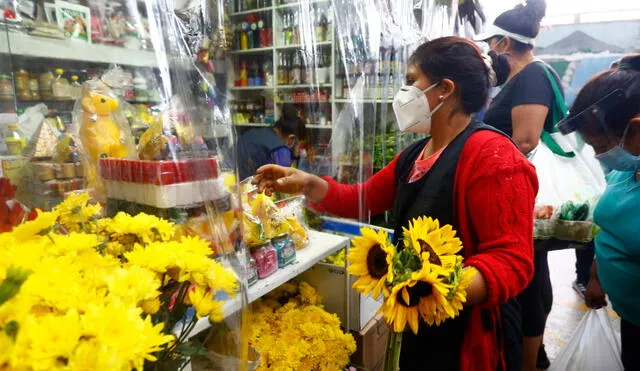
[79,90,128,194]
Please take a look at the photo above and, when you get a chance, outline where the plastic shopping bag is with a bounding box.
[531,131,606,242]
[549,309,622,371]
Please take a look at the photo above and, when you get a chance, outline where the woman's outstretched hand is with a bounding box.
[252,165,329,204]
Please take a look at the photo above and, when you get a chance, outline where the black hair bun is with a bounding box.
[488,50,510,86]
[524,0,547,23]
[619,54,640,71]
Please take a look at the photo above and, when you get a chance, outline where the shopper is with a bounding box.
[475,1,560,368]
[254,36,536,371]
[226,107,306,180]
[558,54,640,371]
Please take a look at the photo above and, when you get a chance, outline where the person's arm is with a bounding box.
[585,259,607,309]
[271,147,292,167]
[511,104,548,155]
[254,154,400,219]
[461,135,538,307]
[509,64,555,155]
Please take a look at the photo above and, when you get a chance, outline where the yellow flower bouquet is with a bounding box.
[347,217,477,371]
[0,192,238,371]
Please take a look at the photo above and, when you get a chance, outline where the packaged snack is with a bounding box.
[251,193,288,239]
[271,233,296,268]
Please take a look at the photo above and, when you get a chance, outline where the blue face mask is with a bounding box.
[595,126,640,172]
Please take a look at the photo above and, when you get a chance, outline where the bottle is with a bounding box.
[69,75,82,100]
[0,75,14,101]
[258,18,268,47]
[256,18,264,48]
[29,73,40,100]
[240,22,249,50]
[248,21,256,49]
[4,124,25,156]
[284,11,293,45]
[233,24,241,50]
[277,53,287,86]
[263,59,273,86]
[320,9,329,42]
[314,9,324,42]
[293,11,300,45]
[52,68,70,100]
[15,69,31,101]
[239,61,248,87]
[291,51,301,85]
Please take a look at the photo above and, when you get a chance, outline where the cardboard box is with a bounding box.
[300,262,382,332]
[351,314,389,371]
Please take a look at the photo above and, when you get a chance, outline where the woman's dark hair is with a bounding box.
[409,36,509,115]
[494,0,546,52]
[571,54,640,137]
[274,105,307,139]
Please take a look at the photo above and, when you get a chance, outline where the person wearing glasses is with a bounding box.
[557,54,640,370]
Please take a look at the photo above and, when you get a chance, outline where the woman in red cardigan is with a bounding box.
[254,37,537,371]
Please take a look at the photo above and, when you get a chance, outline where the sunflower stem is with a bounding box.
[383,331,402,371]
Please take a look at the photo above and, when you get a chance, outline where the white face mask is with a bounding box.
[392,82,444,133]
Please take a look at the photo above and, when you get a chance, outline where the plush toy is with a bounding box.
[79,88,128,194]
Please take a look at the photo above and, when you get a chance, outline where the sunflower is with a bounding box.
[402,217,463,259]
[347,228,394,300]
[439,266,477,321]
[382,254,451,333]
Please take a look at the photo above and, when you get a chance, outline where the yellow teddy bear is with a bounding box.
[79,89,129,195]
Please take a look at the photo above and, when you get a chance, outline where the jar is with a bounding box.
[250,241,278,279]
[15,69,30,100]
[4,124,25,155]
[271,233,296,268]
[29,74,40,100]
[0,75,14,101]
[247,253,258,287]
[39,70,55,100]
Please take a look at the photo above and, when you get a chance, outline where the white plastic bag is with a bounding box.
[530,131,606,242]
[549,309,623,371]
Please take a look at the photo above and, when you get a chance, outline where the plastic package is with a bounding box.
[549,309,623,371]
[530,132,606,242]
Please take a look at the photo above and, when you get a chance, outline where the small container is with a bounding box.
[33,163,55,181]
[247,254,258,287]
[15,69,31,100]
[250,241,278,279]
[55,163,76,179]
[39,70,55,100]
[29,74,40,100]
[271,233,296,268]
[0,75,14,101]
[4,124,25,155]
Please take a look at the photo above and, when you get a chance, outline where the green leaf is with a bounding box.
[175,343,207,357]
[0,267,31,306]
[4,320,19,341]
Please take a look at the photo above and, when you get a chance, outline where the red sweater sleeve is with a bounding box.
[457,131,537,308]
[311,155,399,219]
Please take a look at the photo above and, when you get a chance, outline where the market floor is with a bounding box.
[543,248,621,365]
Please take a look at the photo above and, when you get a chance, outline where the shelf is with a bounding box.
[275,41,332,50]
[228,46,274,54]
[234,123,271,127]
[1,32,158,68]
[180,229,349,339]
[229,85,274,91]
[275,0,331,9]
[229,6,273,16]
[276,84,331,89]
[306,124,331,129]
[334,98,393,104]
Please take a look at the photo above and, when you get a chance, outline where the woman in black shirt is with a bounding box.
[476,1,561,370]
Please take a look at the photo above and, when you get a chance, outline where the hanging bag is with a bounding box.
[529,62,606,243]
[548,309,623,371]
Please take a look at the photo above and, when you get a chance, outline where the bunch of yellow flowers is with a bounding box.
[248,281,356,371]
[0,192,238,370]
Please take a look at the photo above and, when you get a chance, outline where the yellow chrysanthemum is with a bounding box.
[403,216,463,258]
[347,228,394,299]
[53,192,102,232]
[187,286,224,321]
[9,210,58,241]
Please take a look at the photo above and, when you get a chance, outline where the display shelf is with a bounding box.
[306,124,331,129]
[228,46,274,54]
[1,32,158,67]
[276,84,332,89]
[275,41,332,50]
[334,98,393,104]
[234,123,271,127]
[229,5,273,16]
[229,85,273,91]
[275,0,331,9]
[181,229,349,339]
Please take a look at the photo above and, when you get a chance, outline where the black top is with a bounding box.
[484,62,563,137]
[231,128,286,180]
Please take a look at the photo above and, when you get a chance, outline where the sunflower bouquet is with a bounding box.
[347,216,477,371]
[0,192,238,370]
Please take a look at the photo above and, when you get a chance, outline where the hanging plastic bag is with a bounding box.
[549,309,622,371]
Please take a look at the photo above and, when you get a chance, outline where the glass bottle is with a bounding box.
[291,51,301,85]
[29,73,40,100]
[240,22,249,50]
[15,69,31,101]
[277,53,287,86]
[39,69,55,100]
[52,68,70,100]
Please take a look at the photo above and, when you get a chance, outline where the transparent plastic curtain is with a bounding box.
[330,0,428,224]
